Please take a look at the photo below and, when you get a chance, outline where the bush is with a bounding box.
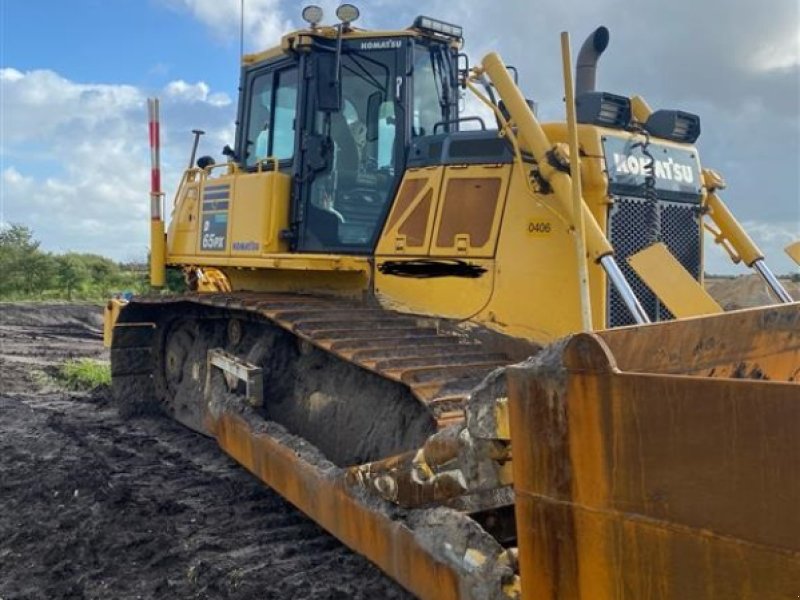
[58,359,111,391]
[0,223,152,300]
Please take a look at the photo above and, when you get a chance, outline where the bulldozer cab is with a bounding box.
[234,30,460,253]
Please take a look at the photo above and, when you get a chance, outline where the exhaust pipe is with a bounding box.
[575,26,610,96]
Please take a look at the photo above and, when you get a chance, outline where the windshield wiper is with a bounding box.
[431,46,450,109]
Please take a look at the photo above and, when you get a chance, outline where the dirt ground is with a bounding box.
[0,303,412,600]
[0,276,795,599]
[705,274,800,310]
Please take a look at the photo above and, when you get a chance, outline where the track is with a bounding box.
[0,303,412,599]
[112,293,527,466]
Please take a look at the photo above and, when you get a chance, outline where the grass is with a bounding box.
[58,359,111,391]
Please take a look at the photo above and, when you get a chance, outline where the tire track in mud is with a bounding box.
[0,304,413,599]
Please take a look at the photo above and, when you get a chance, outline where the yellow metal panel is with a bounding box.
[167,171,201,256]
[374,258,495,319]
[167,253,370,273]
[473,167,606,342]
[785,240,800,266]
[227,268,369,297]
[628,242,722,318]
[228,170,291,256]
[375,167,444,256]
[429,165,510,258]
[102,299,126,348]
[211,409,465,600]
[150,219,166,287]
[242,46,286,65]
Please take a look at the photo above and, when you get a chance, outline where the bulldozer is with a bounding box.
[106,5,800,598]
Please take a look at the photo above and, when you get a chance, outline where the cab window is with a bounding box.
[413,45,442,137]
[245,66,298,167]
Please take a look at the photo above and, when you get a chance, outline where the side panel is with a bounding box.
[228,170,291,256]
[473,166,605,342]
[167,172,202,256]
[375,162,606,342]
[167,168,292,262]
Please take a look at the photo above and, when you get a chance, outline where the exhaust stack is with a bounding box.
[575,26,609,96]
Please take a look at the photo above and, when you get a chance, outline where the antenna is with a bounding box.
[240,0,245,60]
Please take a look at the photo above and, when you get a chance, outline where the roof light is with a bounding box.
[575,91,632,129]
[413,15,463,39]
[644,109,701,144]
[336,4,360,25]
[301,5,324,27]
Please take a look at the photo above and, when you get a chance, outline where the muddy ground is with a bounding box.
[1,276,795,599]
[0,303,412,599]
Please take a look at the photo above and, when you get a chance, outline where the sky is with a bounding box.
[1,0,798,274]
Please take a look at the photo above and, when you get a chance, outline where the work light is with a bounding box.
[336,4,360,24]
[301,5,323,27]
[412,16,463,39]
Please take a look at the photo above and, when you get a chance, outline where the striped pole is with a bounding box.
[147,98,162,220]
[147,97,166,287]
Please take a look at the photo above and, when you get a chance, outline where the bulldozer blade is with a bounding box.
[202,393,518,600]
[507,302,800,600]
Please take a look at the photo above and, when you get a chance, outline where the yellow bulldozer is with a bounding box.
[105,5,800,598]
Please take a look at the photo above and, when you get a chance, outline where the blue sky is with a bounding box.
[3,1,239,90]
[1,0,798,274]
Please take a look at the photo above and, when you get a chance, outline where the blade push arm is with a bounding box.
[703,169,794,303]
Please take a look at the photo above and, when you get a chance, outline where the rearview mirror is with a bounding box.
[315,53,341,112]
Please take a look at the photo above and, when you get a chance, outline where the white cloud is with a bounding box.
[2,166,28,186]
[0,69,142,145]
[163,0,293,50]
[750,28,800,72]
[0,68,24,83]
[1,69,234,261]
[164,80,231,106]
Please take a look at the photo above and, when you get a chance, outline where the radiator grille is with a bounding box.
[607,197,702,327]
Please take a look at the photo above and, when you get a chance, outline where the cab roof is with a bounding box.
[242,24,462,66]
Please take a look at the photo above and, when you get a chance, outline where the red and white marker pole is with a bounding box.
[147,98,162,220]
[147,98,166,288]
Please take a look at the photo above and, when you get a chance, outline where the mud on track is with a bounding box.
[0,303,412,599]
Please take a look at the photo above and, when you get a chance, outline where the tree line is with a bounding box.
[0,224,182,300]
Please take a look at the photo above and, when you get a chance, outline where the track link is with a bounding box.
[114,292,516,429]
